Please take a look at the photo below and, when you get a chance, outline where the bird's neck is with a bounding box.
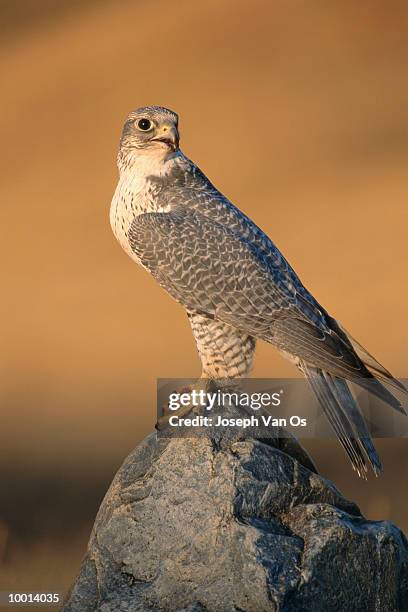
[117,146,184,182]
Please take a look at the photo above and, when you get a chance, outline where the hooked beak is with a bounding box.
[151,125,180,151]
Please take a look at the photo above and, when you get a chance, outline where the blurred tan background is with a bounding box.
[1,0,407,600]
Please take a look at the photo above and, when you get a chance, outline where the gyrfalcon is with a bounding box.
[110,105,406,477]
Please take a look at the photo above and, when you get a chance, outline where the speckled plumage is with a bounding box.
[110,106,406,476]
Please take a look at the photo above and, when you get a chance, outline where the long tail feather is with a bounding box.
[303,363,383,477]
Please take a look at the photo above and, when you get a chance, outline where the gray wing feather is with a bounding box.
[128,208,403,405]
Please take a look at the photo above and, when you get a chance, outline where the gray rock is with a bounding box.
[64,434,408,611]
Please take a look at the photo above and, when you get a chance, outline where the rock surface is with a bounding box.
[64,434,408,611]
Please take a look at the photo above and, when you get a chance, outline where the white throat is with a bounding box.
[119,145,179,177]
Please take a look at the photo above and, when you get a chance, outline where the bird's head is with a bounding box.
[119,106,180,163]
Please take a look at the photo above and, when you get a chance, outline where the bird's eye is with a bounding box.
[137,118,153,131]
